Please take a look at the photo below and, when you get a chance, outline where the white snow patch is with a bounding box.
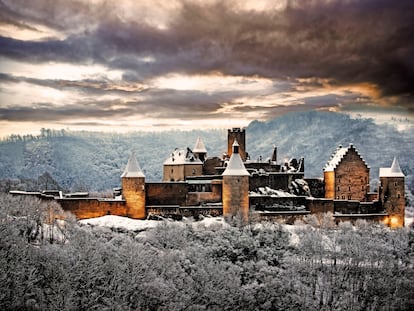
[79,215,159,231]
[79,215,229,232]
[405,216,413,228]
[250,186,296,197]
[191,216,227,227]
[283,224,301,246]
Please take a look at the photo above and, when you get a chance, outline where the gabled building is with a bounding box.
[324,144,370,201]
[163,147,203,181]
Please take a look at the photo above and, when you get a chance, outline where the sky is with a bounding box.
[0,0,413,137]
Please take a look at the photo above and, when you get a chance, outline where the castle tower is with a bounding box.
[193,136,207,162]
[121,152,146,219]
[379,157,405,228]
[222,140,250,222]
[228,128,247,161]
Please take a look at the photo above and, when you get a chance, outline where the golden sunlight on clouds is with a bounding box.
[151,73,273,92]
[0,58,123,81]
[0,82,69,107]
[0,0,412,137]
[0,23,66,41]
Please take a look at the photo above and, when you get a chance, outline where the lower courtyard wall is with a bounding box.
[40,187,392,226]
[57,198,127,219]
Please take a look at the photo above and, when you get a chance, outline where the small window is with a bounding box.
[348,186,351,191]
[337,186,340,191]
[394,182,398,187]
[341,195,345,199]
[397,193,401,199]
[348,195,352,200]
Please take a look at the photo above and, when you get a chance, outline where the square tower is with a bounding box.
[228,128,247,162]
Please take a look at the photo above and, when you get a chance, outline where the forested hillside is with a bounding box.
[0,111,413,194]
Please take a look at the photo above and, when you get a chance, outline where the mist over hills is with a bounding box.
[0,111,413,194]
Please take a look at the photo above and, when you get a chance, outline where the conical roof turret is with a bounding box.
[193,136,207,154]
[380,157,404,177]
[390,157,403,174]
[121,152,145,178]
[222,140,249,176]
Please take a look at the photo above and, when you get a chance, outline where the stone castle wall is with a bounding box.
[58,198,127,219]
[146,182,188,206]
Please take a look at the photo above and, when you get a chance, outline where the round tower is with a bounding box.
[222,140,250,222]
[379,157,405,228]
[121,152,146,219]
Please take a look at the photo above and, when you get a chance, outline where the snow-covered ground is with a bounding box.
[80,211,414,235]
[79,214,227,232]
[405,217,413,227]
[79,215,159,231]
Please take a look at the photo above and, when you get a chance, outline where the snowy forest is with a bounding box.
[0,111,413,196]
[1,193,413,310]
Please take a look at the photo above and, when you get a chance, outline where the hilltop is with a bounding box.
[0,111,413,195]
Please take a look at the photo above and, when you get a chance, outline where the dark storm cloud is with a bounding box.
[0,0,413,114]
[0,101,132,121]
[0,0,101,32]
[0,73,149,95]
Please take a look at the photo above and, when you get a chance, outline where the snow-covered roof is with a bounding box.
[164,147,203,165]
[193,136,207,154]
[222,141,249,176]
[379,157,404,177]
[249,186,296,197]
[324,144,368,172]
[121,152,145,178]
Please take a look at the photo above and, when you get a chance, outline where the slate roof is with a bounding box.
[193,137,207,154]
[379,157,404,177]
[121,152,145,178]
[163,148,203,165]
[222,141,250,176]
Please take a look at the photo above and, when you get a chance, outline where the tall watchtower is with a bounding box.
[222,140,250,222]
[379,158,405,228]
[228,128,247,162]
[121,152,146,219]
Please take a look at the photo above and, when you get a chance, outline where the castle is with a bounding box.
[12,128,406,228]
